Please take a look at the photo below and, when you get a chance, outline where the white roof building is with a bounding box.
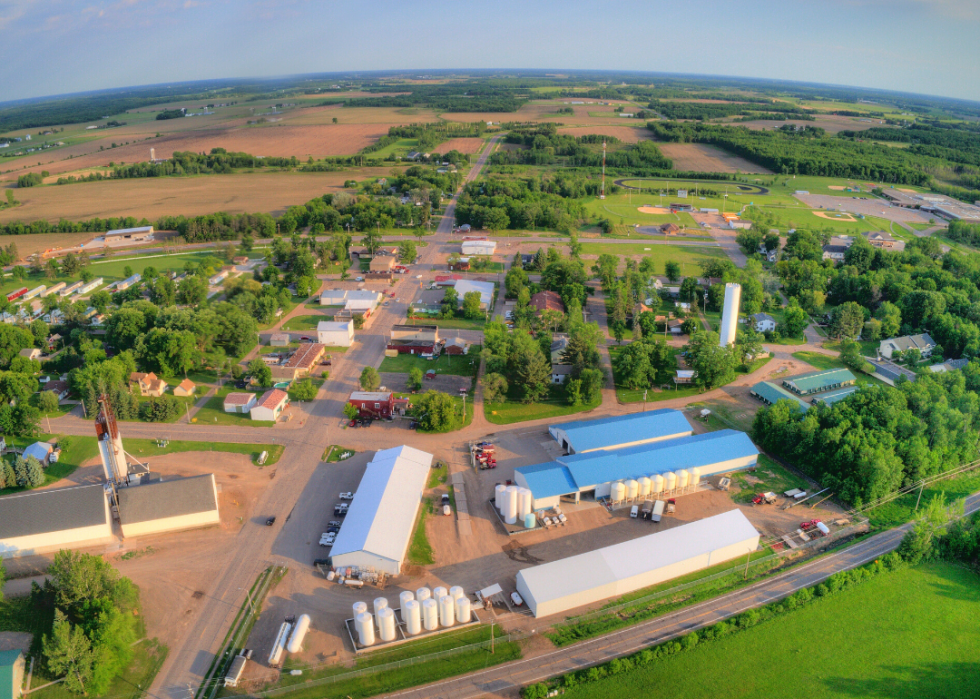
[461,238,496,256]
[319,289,382,313]
[329,445,433,575]
[516,510,760,617]
[317,320,354,347]
[453,279,495,310]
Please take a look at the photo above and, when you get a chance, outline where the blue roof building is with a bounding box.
[548,409,693,454]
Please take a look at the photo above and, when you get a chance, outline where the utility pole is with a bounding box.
[744,549,752,579]
[914,480,926,511]
[490,619,494,654]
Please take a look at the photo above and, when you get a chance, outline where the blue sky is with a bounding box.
[3,0,979,103]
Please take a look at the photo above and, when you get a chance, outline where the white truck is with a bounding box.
[651,500,666,523]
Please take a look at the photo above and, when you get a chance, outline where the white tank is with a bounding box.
[666,471,677,492]
[399,591,415,617]
[355,612,375,646]
[449,585,465,601]
[626,479,639,500]
[612,481,626,502]
[517,488,532,519]
[377,607,397,642]
[421,598,439,631]
[433,586,448,601]
[720,282,741,347]
[653,474,665,494]
[438,595,455,627]
[495,483,507,511]
[416,586,431,602]
[286,614,310,653]
[373,597,388,622]
[638,476,652,497]
[691,467,701,487]
[353,601,368,619]
[505,486,518,524]
[404,599,422,635]
[455,596,471,624]
[679,469,690,489]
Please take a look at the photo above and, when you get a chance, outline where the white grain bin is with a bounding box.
[422,598,439,631]
[691,467,701,487]
[449,585,465,601]
[653,474,665,494]
[638,476,652,497]
[353,601,368,619]
[679,469,690,489]
[378,607,397,642]
[505,485,519,524]
[433,585,448,601]
[399,591,415,618]
[438,595,455,627]
[404,599,422,635]
[373,597,388,623]
[524,512,536,529]
[665,471,677,492]
[286,614,310,653]
[626,479,639,501]
[416,586,431,602]
[611,481,626,503]
[495,483,507,511]
[518,488,532,519]
[355,612,375,647]
[455,596,472,624]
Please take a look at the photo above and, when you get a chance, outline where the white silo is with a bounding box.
[518,488,532,519]
[691,467,701,487]
[438,595,455,627]
[373,597,388,623]
[665,472,677,493]
[421,598,439,631]
[611,481,626,503]
[399,591,415,619]
[433,586,448,601]
[719,282,741,347]
[404,600,422,635]
[626,479,639,501]
[353,601,368,619]
[416,586,431,603]
[449,585,465,601]
[495,483,507,511]
[505,486,519,524]
[678,469,690,490]
[356,612,375,646]
[455,596,472,624]
[377,607,397,642]
[652,474,665,495]
[638,477,652,498]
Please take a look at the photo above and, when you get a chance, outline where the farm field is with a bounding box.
[0,170,391,223]
[731,113,884,134]
[578,242,727,277]
[558,562,980,699]
[0,230,96,259]
[432,137,486,154]
[556,125,651,143]
[657,142,772,174]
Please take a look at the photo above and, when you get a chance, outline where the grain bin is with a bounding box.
[505,485,519,524]
[399,591,415,619]
[416,586,431,602]
[495,483,507,511]
[378,607,397,642]
[286,614,310,653]
[517,488,532,519]
[691,467,701,487]
[373,597,388,622]
[679,469,690,489]
[449,586,465,601]
[352,601,368,619]
[455,596,472,624]
[653,473,665,494]
[433,586,448,601]
[438,595,455,627]
[611,481,626,503]
[355,612,375,647]
[404,599,422,635]
[524,512,536,529]
[638,476,652,497]
[626,479,639,501]
[665,471,677,492]
[422,598,439,631]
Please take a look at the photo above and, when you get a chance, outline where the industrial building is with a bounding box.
[0,484,113,558]
[116,474,220,538]
[329,446,433,575]
[518,427,759,511]
[317,320,354,347]
[106,225,154,240]
[549,410,693,454]
[516,510,760,617]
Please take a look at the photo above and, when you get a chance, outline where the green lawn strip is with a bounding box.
[427,467,448,489]
[407,315,488,331]
[551,562,980,699]
[281,314,328,332]
[0,434,98,495]
[194,394,275,427]
[791,351,881,387]
[485,384,601,425]
[406,497,435,565]
[379,347,481,377]
[123,438,284,465]
[322,445,355,462]
[868,468,980,529]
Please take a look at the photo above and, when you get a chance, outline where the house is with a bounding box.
[369,256,395,273]
[443,337,471,355]
[550,333,570,363]
[251,389,289,421]
[879,334,936,359]
[752,312,777,333]
[174,379,196,397]
[667,319,684,334]
[822,242,849,262]
[551,364,574,385]
[223,392,257,413]
[0,649,26,699]
[43,380,69,401]
[317,320,354,347]
[47,333,62,350]
[521,254,536,268]
[928,358,969,374]
[457,224,472,233]
[660,223,680,236]
[129,372,167,397]
[18,348,41,361]
[674,369,695,385]
[388,325,439,354]
[269,332,290,347]
[276,343,325,379]
[23,441,56,465]
[409,289,446,315]
[864,230,904,250]
[449,257,470,271]
[348,391,395,418]
[233,256,250,265]
[529,290,565,315]
[319,289,382,315]
[453,279,495,310]
[209,270,230,285]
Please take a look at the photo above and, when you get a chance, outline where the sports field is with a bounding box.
[559,562,980,699]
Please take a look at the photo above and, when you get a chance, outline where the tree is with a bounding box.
[44,610,94,695]
[735,229,764,256]
[29,319,48,347]
[875,302,902,338]
[411,390,458,431]
[483,373,508,403]
[361,228,383,254]
[614,341,654,389]
[462,291,482,320]
[343,402,359,420]
[295,275,317,298]
[398,240,417,264]
[61,252,80,277]
[679,277,700,303]
[89,290,112,315]
[151,276,176,307]
[247,358,272,388]
[48,550,120,612]
[504,267,528,299]
[509,334,550,403]
[290,379,318,401]
[135,328,199,377]
[780,304,809,338]
[686,331,737,389]
[579,367,604,403]
[178,275,208,306]
[36,390,60,414]
[830,301,865,341]
[592,254,619,290]
[664,261,681,282]
[440,287,459,318]
[408,367,424,391]
[839,339,874,374]
[483,207,509,232]
[359,366,380,391]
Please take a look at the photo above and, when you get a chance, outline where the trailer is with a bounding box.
[224,653,249,687]
[651,499,665,523]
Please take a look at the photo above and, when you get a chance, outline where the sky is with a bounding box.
[2,0,980,103]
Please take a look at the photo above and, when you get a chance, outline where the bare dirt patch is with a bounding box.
[0,231,95,259]
[813,210,857,222]
[433,137,485,154]
[556,126,651,143]
[638,206,672,214]
[658,142,772,174]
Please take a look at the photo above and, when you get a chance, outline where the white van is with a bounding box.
[630,505,639,518]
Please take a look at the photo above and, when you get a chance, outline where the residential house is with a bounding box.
[269,332,290,347]
[928,358,969,374]
[129,372,167,397]
[223,392,257,413]
[752,312,777,333]
[43,380,70,401]
[409,289,447,315]
[879,334,936,360]
[550,333,571,363]
[529,290,565,315]
[18,348,41,361]
[667,319,684,335]
[250,389,289,421]
[173,379,196,397]
[369,256,395,273]
[551,364,573,385]
[23,441,56,465]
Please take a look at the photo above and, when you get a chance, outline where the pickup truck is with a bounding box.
[666,498,676,514]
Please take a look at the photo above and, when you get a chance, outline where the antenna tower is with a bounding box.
[600,142,607,200]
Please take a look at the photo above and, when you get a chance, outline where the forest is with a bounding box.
[490,124,671,170]
[343,82,526,112]
[454,175,590,232]
[838,123,980,168]
[647,99,811,121]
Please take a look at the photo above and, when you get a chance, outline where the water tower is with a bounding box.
[719,283,741,347]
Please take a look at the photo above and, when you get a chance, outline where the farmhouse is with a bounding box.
[0,484,113,558]
[250,389,289,422]
[130,372,167,397]
[329,446,433,576]
[879,334,936,359]
[752,312,777,333]
[317,320,354,347]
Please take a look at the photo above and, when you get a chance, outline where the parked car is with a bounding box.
[355,276,364,282]
[348,419,358,427]
[510,592,524,607]
[326,526,340,533]
[235,380,248,389]
[265,516,276,526]
[443,505,452,516]
[327,520,342,527]
[339,492,354,500]
[441,494,450,505]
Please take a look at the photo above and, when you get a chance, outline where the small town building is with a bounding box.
[660,223,680,235]
[443,337,470,355]
[461,237,496,256]
[369,256,395,273]
[279,343,325,378]
[752,312,777,333]
[116,474,220,538]
[251,389,289,422]
[23,441,56,465]
[453,279,495,310]
[529,290,565,315]
[551,410,694,454]
[550,333,570,363]
[409,289,446,315]
[0,484,112,558]
[42,380,69,401]
[348,391,395,418]
[173,379,196,397]
[387,325,439,354]
[317,320,354,347]
[223,392,257,413]
[130,372,167,397]
[879,334,936,359]
[551,364,573,384]
[269,332,290,347]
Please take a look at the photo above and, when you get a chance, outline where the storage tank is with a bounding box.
[611,481,626,502]
[421,598,439,631]
[653,473,665,494]
[416,586,431,602]
[438,595,455,627]
[494,483,507,511]
[505,486,518,524]
[353,601,368,619]
[433,586,448,601]
[449,586,465,601]
[403,600,422,635]
[377,607,397,642]
[691,467,701,487]
[626,479,639,501]
[455,596,472,624]
[665,471,677,492]
[524,512,536,529]
[287,614,310,653]
[679,469,690,489]
[638,476,652,497]
[355,612,375,647]
[373,597,388,622]
[399,591,415,619]
[517,488,532,519]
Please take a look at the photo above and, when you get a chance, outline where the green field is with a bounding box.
[281,314,327,331]
[578,242,727,277]
[557,562,980,699]
[485,384,602,425]
[0,434,99,495]
[379,347,481,377]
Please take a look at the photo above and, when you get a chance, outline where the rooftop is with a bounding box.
[750,381,809,411]
[224,392,256,405]
[549,409,693,453]
[284,343,324,369]
[0,484,107,538]
[782,368,856,395]
[530,290,565,314]
[116,474,217,525]
[256,388,288,410]
[350,391,392,401]
[811,385,861,406]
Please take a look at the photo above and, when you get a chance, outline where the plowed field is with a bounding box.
[433,137,485,153]
[657,143,772,174]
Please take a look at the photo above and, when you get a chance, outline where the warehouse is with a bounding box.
[516,509,760,617]
[0,484,113,558]
[460,237,496,256]
[516,429,759,510]
[329,446,433,575]
[549,409,693,454]
[116,474,220,538]
[317,320,354,346]
[782,368,855,396]
[106,225,153,240]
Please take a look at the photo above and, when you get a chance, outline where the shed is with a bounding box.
[269,332,290,347]
[116,474,220,538]
[0,484,112,558]
[782,368,856,396]
[317,320,354,347]
[23,441,55,465]
[174,379,196,397]
[223,392,257,413]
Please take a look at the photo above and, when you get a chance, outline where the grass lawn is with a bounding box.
[406,497,435,565]
[1,434,98,495]
[379,347,481,377]
[122,438,284,465]
[791,351,881,386]
[485,384,602,425]
[558,562,980,699]
[281,314,328,331]
[407,315,487,331]
[578,242,727,278]
[728,455,807,504]
[33,638,168,699]
[322,445,355,462]
[194,387,275,427]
